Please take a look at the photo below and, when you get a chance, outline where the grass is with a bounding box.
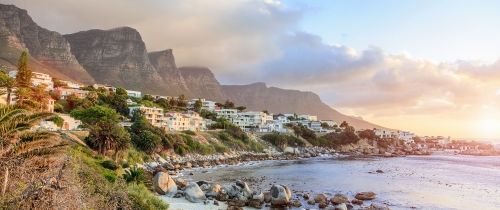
[68,145,168,209]
[127,183,169,210]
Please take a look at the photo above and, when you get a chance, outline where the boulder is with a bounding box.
[184,182,207,203]
[364,203,390,210]
[174,178,188,189]
[163,162,175,170]
[185,162,192,168]
[203,183,221,198]
[291,199,302,207]
[355,192,376,200]
[152,172,177,196]
[318,201,328,209]
[247,199,263,209]
[314,193,328,204]
[351,198,363,205]
[227,206,243,210]
[227,199,246,207]
[334,203,348,210]
[235,180,252,198]
[307,199,315,205]
[263,192,272,203]
[269,184,291,207]
[331,193,349,204]
[251,191,264,202]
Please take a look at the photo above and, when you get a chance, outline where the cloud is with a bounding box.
[2,0,302,77]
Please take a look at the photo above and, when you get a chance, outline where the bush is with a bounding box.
[101,160,118,170]
[127,183,169,210]
[261,133,305,148]
[123,166,147,184]
[132,130,162,154]
[182,130,196,136]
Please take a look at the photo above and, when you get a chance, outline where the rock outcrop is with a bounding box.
[148,49,190,96]
[64,27,166,93]
[179,66,225,101]
[0,4,94,83]
[152,172,177,196]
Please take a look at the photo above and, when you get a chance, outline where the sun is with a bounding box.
[478,118,498,137]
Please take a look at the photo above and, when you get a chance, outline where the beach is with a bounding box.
[161,154,500,210]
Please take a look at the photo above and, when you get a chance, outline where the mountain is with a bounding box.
[0,3,386,130]
[0,4,94,83]
[148,49,190,96]
[221,82,384,129]
[64,27,168,94]
[179,66,225,101]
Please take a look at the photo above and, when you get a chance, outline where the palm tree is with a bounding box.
[0,105,54,157]
[0,70,14,105]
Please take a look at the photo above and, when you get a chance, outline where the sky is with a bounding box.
[2,0,500,140]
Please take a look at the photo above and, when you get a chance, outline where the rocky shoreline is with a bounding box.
[135,146,432,210]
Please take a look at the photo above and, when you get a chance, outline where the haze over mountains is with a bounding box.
[0,4,384,130]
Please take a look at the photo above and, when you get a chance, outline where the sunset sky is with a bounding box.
[3,0,500,140]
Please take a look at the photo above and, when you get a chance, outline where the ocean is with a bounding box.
[180,154,500,210]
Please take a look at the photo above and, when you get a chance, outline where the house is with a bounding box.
[374,128,395,139]
[298,114,318,121]
[60,80,84,89]
[320,120,338,127]
[54,87,89,99]
[126,89,142,98]
[129,105,165,127]
[165,111,207,131]
[187,98,216,111]
[233,111,270,131]
[9,71,54,90]
[92,84,116,92]
[215,108,239,120]
[295,120,322,132]
[35,120,59,131]
[396,131,415,143]
[58,113,82,130]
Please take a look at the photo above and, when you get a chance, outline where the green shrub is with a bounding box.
[214,143,229,153]
[103,172,117,183]
[127,183,169,210]
[101,160,118,170]
[181,130,196,135]
[262,133,305,148]
[123,166,147,184]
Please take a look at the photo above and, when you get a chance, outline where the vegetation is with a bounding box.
[0,105,54,156]
[0,70,14,105]
[309,125,360,148]
[71,105,130,157]
[261,133,305,148]
[287,123,317,141]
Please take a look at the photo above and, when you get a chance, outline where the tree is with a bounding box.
[223,100,235,109]
[0,105,54,156]
[358,129,378,140]
[340,121,349,128]
[193,99,203,112]
[71,105,130,155]
[100,87,129,116]
[14,52,33,108]
[0,70,15,105]
[142,94,155,101]
[236,106,246,112]
[52,78,68,88]
[15,52,32,88]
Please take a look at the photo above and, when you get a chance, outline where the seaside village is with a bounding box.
[2,70,498,155]
[2,68,500,210]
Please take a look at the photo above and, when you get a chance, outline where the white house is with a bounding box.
[164,111,207,131]
[233,111,270,131]
[126,89,142,98]
[54,87,89,99]
[298,114,318,121]
[215,108,239,120]
[129,105,165,127]
[58,114,82,130]
[9,71,54,90]
[320,120,338,127]
[188,98,216,111]
[396,131,415,143]
[60,80,84,89]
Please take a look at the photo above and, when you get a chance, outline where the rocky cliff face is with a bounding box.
[222,83,384,129]
[179,66,225,101]
[148,50,190,96]
[64,27,167,93]
[0,4,94,83]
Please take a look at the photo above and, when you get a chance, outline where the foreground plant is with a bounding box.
[0,105,54,157]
